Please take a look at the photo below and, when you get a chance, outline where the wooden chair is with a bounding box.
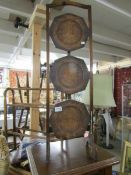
[8,165,31,175]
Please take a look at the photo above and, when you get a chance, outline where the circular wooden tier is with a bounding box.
[50,13,90,51]
[50,55,89,94]
[50,100,89,139]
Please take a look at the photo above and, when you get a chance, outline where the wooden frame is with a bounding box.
[46,1,93,149]
[121,141,131,174]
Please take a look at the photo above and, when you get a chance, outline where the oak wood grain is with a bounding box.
[27,137,119,175]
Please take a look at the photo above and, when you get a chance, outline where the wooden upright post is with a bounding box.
[29,4,46,130]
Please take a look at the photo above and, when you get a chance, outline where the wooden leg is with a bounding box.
[18,109,24,127]
[104,166,112,175]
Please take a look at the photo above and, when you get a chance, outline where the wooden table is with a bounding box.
[27,137,119,175]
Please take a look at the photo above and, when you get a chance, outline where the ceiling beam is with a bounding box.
[0,0,130,64]
[9,1,48,64]
[107,0,131,16]
[27,41,126,62]
[0,34,18,46]
[0,57,10,61]
[9,30,31,64]
[0,0,33,18]
[0,59,10,67]
[39,39,131,59]
[0,18,131,50]
[94,0,131,19]
[73,50,123,63]
[0,44,14,53]
[0,51,11,58]
[0,29,130,61]
[93,42,131,58]
[8,0,73,63]
[0,18,24,37]
[20,47,117,63]
[93,24,131,50]
[0,18,131,53]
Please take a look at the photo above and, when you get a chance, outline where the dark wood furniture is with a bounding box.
[27,137,119,175]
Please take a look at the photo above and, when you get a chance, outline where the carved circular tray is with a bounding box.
[50,100,89,139]
[50,13,89,51]
[50,55,89,94]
